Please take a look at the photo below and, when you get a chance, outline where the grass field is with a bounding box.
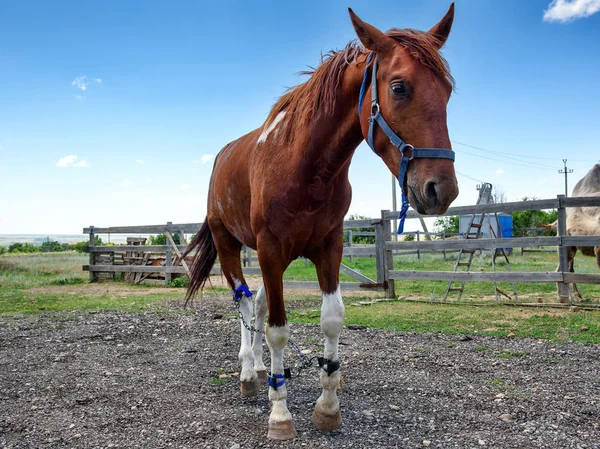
[1,251,600,344]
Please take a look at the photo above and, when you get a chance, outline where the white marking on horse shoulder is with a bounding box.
[257,111,286,144]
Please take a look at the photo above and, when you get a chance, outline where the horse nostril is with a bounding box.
[425,181,439,208]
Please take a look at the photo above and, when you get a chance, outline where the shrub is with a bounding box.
[149,234,180,245]
[168,277,189,288]
[8,243,39,253]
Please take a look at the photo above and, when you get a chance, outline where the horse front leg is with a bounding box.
[311,238,345,432]
[257,243,297,440]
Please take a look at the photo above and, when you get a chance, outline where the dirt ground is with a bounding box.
[1,294,600,449]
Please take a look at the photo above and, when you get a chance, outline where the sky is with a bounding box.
[1,0,600,236]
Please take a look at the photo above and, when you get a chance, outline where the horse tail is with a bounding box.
[541,220,558,231]
[182,219,217,304]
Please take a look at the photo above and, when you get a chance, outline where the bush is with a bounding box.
[40,240,65,252]
[73,236,103,253]
[8,243,39,253]
[344,215,375,244]
[0,246,6,255]
[149,234,180,245]
[168,277,189,288]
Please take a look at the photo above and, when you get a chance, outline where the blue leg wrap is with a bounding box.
[233,283,253,301]
[268,373,286,390]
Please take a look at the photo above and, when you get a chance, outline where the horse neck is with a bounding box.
[302,63,365,181]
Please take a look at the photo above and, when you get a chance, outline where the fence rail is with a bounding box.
[83,195,600,302]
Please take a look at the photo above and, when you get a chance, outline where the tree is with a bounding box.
[433,216,459,234]
[344,215,375,244]
[149,233,180,245]
[512,197,557,236]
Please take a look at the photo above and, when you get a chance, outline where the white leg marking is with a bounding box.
[252,282,267,373]
[232,275,256,383]
[265,323,293,423]
[257,111,286,144]
[317,285,345,415]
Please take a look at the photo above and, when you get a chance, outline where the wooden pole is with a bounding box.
[88,226,96,282]
[382,210,396,298]
[556,195,570,304]
[165,222,172,284]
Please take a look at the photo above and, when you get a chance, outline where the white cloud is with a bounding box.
[73,94,84,101]
[543,0,600,22]
[56,155,90,168]
[180,183,191,191]
[71,75,103,93]
[496,169,505,174]
[120,179,135,187]
[194,154,215,164]
[135,159,144,164]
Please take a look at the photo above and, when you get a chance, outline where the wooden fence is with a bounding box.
[83,195,600,303]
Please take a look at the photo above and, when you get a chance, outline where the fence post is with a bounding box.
[556,195,570,304]
[348,229,353,263]
[417,230,421,260]
[88,226,96,282]
[382,211,395,298]
[165,222,172,284]
[375,215,385,286]
[442,231,447,260]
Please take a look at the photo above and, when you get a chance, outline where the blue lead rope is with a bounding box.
[357,52,456,235]
[233,283,253,300]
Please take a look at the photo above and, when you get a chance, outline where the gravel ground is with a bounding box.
[1,295,600,449]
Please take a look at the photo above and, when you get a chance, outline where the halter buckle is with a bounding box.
[401,144,415,160]
[370,102,380,117]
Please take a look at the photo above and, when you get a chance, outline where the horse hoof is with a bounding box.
[240,378,261,397]
[256,370,268,382]
[312,407,342,432]
[267,420,297,440]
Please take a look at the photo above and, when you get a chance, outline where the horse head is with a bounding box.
[350,4,459,215]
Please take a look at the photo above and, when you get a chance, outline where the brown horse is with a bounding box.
[184,5,459,440]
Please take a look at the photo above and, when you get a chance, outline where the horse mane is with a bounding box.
[263,28,454,143]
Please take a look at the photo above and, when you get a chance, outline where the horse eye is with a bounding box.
[391,83,407,97]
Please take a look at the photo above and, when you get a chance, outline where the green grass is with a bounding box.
[285,250,600,303]
[288,299,600,344]
[3,251,600,344]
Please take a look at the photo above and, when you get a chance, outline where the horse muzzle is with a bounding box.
[409,177,458,215]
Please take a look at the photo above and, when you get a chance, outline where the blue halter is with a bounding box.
[358,53,456,234]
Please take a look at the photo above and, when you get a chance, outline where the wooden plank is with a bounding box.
[563,273,600,284]
[563,196,600,208]
[343,247,377,257]
[386,237,558,251]
[339,264,375,284]
[383,198,559,221]
[389,270,562,282]
[86,265,188,274]
[343,220,376,229]
[91,245,188,252]
[283,281,380,291]
[83,223,202,234]
[561,236,600,246]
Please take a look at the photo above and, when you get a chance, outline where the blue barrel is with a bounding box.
[497,215,513,250]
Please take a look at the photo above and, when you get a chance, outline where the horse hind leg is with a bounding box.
[251,281,268,382]
[211,224,260,397]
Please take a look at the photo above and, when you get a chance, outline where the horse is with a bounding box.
[183,4,459,440]
[546,164,600,301]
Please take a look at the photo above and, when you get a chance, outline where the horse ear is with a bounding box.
[348,9,394,55]
[428,3,454,48]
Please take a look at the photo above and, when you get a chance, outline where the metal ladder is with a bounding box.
[443,183,517,301]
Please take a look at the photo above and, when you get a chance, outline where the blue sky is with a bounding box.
[1,0,599,235]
